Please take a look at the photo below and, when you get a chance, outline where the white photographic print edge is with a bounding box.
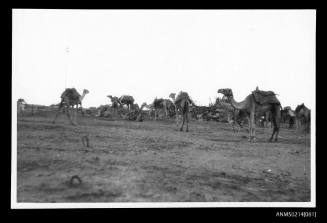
[12,9,316,208]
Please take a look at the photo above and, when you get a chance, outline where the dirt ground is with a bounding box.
[16,112,311,202]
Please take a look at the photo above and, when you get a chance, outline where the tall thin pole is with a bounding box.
[65,46,70,89]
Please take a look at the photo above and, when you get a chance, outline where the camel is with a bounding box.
[120,102,147,121]
[169,93,179,123]
[151,97,175,120]
[281,106,296,128]
[162,99,175,118]
[135,102,148,121]
[131,102,148,121]
[107,95,122,117]
[119,95,134,111]
[97,104,112,117]
[174,91,195,132]
[107,95,121,108]
[53,88,89,125]
[294,103,310,132]
[152,98,165,120]
[17,98,26,115]
[218,88,281,142]
[144,103,155,120]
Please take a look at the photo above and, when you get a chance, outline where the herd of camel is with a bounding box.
[17,87,311,143]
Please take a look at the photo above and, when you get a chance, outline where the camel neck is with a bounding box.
[229,96,247,110]
[80,93,86,102]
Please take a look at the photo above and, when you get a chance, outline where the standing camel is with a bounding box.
[294,103,310,132]
[151,97,174,120]
[162,99,175,118]
[119,95,134,111]
[107,95,121,108]
[107,95,121,116]
[17,98,27,115]
[218,88,281,142]
[53,88,89,125]
[152,98,164,120]
[174,91,195,132]
[169,93,179,123]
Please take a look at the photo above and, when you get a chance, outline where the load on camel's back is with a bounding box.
[294,103,311,133]
[60,88,89,112]
[61,88,81,103]
[251,88,280,105]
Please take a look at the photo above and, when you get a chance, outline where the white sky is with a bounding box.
[12,9,316,109]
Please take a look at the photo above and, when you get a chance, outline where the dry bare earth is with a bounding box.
[17,112,310,202]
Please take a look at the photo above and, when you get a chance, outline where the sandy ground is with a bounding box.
[16,112,311,202]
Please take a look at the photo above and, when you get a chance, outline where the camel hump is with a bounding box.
[295,104,310,113]
[252,90,280,105]
[61,88,81,100]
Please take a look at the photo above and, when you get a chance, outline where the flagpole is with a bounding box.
[65,46,69,89]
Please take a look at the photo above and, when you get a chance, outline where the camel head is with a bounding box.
[107,95,113,99]
[218,88,233,98]
[169,93,176,101]
[18,98,26,104]
[78,89,89,104]
[295,103,306,114]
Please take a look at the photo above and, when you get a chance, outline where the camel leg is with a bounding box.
[63,107,73,125]
[175,114,180,130]
[74,107,78,125]
[180,114,185,131]
[164,106,168,119]
[72,107,76,125]
[274,108,281,141]
[67,107,76,125]
[247,116,252,141]
[67,107,75,125]
[186,113,189,132]
[295,118,300,130]
[237,118,243,130]
[269,117,278,142]
[154,110,157,121]
[269,108,280,142]
[250,111,256,142]
[274,121,280,141]
[269,119,276,142]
